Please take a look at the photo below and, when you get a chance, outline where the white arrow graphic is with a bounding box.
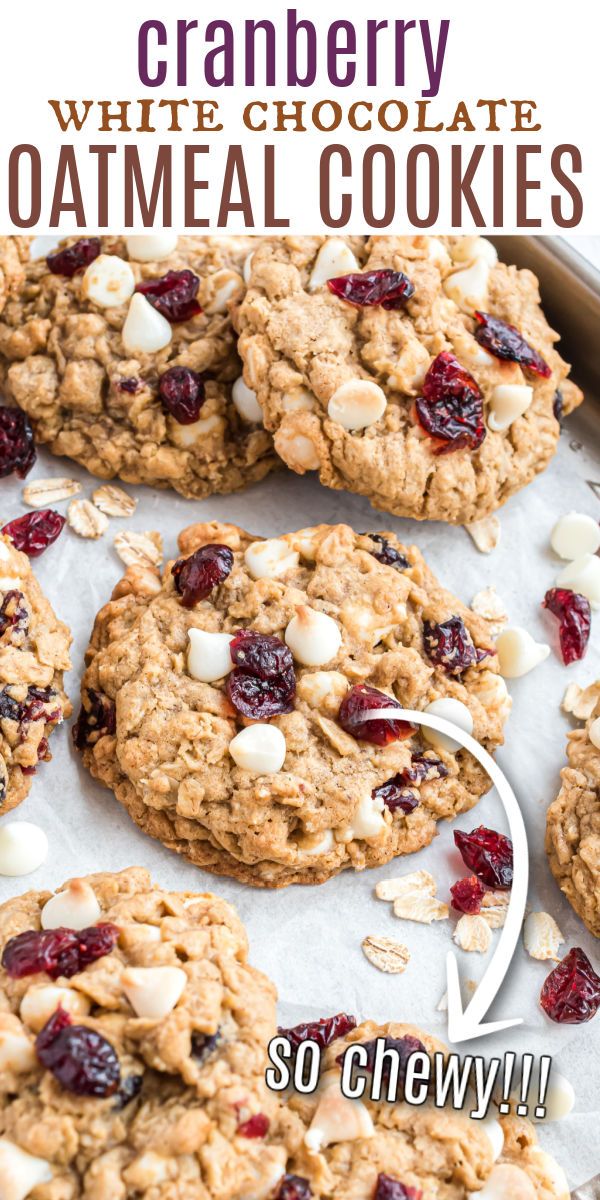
[363,706,528,1044]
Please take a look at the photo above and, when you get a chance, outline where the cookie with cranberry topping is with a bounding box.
[74,521,509,887]
[237,235,582,524]
[546,682,600,937]
[0,235,275,498]
[0,866,286,1200]
[0,533,71,813]
[276,1019,569,1199]
[0,236,29,314]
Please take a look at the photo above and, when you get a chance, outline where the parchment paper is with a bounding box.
[0,394,598,1188]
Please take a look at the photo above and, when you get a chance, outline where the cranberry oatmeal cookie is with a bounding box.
[0,867,286,1200]
[546,681,600,937]
[0,533,71,813]
[0,235,275,498]
[236,235,582,524]
[0,237,28,315]
[74,521,510,887]
[274,1017,569,1199]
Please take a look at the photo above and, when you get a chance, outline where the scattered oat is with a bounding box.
[393,892,449,924]
[471,585,509,638]
[453,914,492,953]
[93,484,137,517]
[22,477,81,508]
[67,498,109,539]
[114,530,163,568]
[480,890,511,929]
[362,936,411,974]
[465,515,501,554]
[523,912,564,961]
[375,870,436,902]
[561,680,600,720]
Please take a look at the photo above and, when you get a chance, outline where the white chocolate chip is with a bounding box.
[422,698,474,753]
[304,1082,374,1151]
[296,670,349,710]
[122,293,172,354]
[0,823,48,877]
[452,236,498,267]
[285,607,341,666]
[125,234,178,262]
[280,387,315,412]
[468,1163,537,1200]
[187,628,234,683]
[82,255,135,308]
[308,238,359,291]
[121,965,187,1020]
[496,627,550,678]
[556,553,600,608]
[427,237,451,268]
[481,1117,504,1162]
[453,914,493,953]
[444,258,490,312]
[528,1068,575,1123]
[526,1150,569,1198]
[41,879,101,931]
[275,428,320,472]
[0,1139,52,1200]
[393,892,449,923]
[375,869,437,902]
[205,269,243,314]
[20,985,90,1032]
[0,1017,36,1073]
[169,413,223,447]
[487,384,533,432]
[347,793,386,841]
[523,912,564,961]
[551,512,600,560]
[123,922,161,943]
[232,376,263,423]
[294,828,335,856]
[244,539,299,580]
[229,725,286,774]
[589,717,600,750]
[243,251,254,284]
[327,379,386,430]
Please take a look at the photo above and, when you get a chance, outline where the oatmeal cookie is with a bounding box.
[236,235,582,524]
[0,533,71,813]
[274,1018,569,1200]
[546,682,600,936]
[0,237,28,315]
[0,867,286,1200]
[74,521,510,887]
[0,235,275,498]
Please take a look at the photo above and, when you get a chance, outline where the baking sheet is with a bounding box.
[1,238,599,1189]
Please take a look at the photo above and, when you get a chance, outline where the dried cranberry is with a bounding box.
[278,1013,357,1051]
[336,1034,427,1083]
[116,377,141,394]
[327,268,415,310]
[423,616,477,675]
[415,352,485,454]
[114,1073,143,1109]
[159,366,206,425]
[374,1176,422,1200]
[191,1030,220,1061]
[20,685,60,724]
[46,238,101,278]
[0,590,28,638]
[2,510,65,558]
[137,270,201,323]
[401,751,448,785]
[237,1113,269,1138]
[454,826,513,890]
[227,630,296,720]
[450,876,486,914]
[2,923,119,979]
[0,690,21,722]
[540,948,600,1024]
[363,533,409,570]
[474,312,551,378]
[275,1176,312,1200]
[373,777,419,815]
[338,685,415,746]
[172,544,234,608]
[0,408,36,478]
[36,1008,120,1097]
[230,630,294,679]
[73,689,116,750]
[543,588,591,665]
[553,390,564,425]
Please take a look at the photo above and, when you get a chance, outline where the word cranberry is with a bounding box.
[339,685,415,746]
[2,510,65,558]
[159,366,206,425]
[275,1176,312,1200]
[46,238,101,277]
[474,312,551,378]
[227,630,296,720]
[237,1113,269,1138]
[0,407,36,478]
[543,587,591,665]
[278,1012,357,1050]
[540,948,600,1024]
[450,876,486,914]
[373,777,419,815]
[2,923,119,979]
[137,270,201,322]
[36,1007,120,1097]
[0,590,28,639]
[336,1034,426,1083]
[423,616,477,675]
[172,544,234,608]
[73,689,116,750]
[454,826,513,890]
[415,352,485,454]
[375,1176,423,1200]
[363,533,409,570]
[327,268,415,310]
